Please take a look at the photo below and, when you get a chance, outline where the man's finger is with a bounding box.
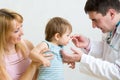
[71,48,79,54]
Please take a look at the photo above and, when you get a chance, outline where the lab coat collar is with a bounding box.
[116,24,120,34]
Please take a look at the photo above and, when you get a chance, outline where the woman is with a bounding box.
[0,9,53,80]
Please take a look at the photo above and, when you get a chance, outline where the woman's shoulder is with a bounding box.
[22,39,34,51]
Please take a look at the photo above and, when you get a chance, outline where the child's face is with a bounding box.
[58,28,71,46]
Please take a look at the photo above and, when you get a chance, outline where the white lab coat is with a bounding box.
[80,25,120,80]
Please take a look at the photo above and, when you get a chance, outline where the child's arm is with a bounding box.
[29,42,50,67]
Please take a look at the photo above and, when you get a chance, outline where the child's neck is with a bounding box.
[50,40,59,46]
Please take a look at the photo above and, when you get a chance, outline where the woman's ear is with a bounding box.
[54,33,61,41]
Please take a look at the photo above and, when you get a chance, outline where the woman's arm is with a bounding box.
[19,40,53,80]
[19,54,53,80]
[19,61,39,80]
[24,39,34,50]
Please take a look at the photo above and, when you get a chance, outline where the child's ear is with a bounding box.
[54,33,61,41]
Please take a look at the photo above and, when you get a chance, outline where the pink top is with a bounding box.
[4,53,31,80]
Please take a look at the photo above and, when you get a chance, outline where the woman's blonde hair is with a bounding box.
[0,9,27,67]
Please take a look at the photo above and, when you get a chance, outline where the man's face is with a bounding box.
[88,11,115,33]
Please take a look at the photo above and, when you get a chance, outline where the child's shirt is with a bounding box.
[37,41,64,80]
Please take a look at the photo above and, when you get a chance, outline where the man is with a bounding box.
[61,0,120,80]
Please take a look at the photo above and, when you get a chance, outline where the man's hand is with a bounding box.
[72,35,89,49]
[60,48,83,63]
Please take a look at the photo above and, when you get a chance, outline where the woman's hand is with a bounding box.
[33,53,54,68]
[41,53,54,67]
[39,48,54,67]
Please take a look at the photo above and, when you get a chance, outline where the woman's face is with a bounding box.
[8,20,23,45]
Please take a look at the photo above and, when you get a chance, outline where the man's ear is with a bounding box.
[54,33,61,41]
[108,8,116,20]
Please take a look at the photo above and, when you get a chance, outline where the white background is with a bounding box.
[0,0,102,80]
